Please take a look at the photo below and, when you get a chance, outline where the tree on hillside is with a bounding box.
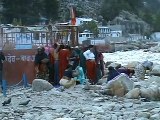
[79,20,99,37]
[153,13,160,32]
[2,0,33,25]
[100,0,143,21]
[2,0,59,25]
[44,0,59,21]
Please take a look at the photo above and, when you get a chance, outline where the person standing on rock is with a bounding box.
[59,45,70,80]
[135,61,153,80]
[83,45,97,84]
[95,49,105,81]
[34,46,49,80]
[0,50,5,92]
[79,46,87,76]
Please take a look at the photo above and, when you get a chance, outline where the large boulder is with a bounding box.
[108,62,121,68]
[149,45,160,52]
[140,85,160,101]
[32,79,53,92]
[97,78,107,85]
[147,76,160,87]
[150,64,160,76]
[125,88,140,99]
[126,61,139,69]
[135,76,160,101]
[128,76,160,101]
[104,73,134,97]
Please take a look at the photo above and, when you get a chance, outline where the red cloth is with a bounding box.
[86,60,96,83]
[71,7,76,25]
[38,63,48,73]
[49,48,54,64]
[59,49,70,79]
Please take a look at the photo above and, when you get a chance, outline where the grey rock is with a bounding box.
[2,98,11,106]
[32,79,53,92]
[19,100,31,106]
[150,114,160,120]
[137,112,151,119]
[125,88,140,99]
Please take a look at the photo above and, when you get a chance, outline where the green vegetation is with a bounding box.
[100,0,160,31]
[1,0,59,25]
[79,20,99,37]
[1,0,160,32]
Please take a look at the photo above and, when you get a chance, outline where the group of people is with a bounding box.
[34,43,105,86]
[106,60,153,82]
[35,43,152,86]
[0,43,154,92]
[107,65,135,82]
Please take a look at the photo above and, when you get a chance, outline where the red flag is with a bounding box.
[71,7,76,25]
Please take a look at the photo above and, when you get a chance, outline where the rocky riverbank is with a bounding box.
[0,84,160,120]
[1,49,160,120]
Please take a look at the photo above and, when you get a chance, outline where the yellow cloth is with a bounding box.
[59,78,76,89]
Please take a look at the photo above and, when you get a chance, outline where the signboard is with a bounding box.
[15,33,32,44]
[3,49,36,85]
[15,33,32,49]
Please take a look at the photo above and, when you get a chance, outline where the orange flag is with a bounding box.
[71,7,76,25]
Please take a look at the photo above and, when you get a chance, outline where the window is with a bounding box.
[117,32,120,37]
[33,32,39,40]
[80,21,83,24]
[79,34,82,37]
[41,33,45,38]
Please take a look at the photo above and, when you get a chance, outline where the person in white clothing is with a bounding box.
[83,45,96,84]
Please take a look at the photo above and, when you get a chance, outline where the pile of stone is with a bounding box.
[1,59,160,119]
[149,44,160,53]
[1,74,160,120]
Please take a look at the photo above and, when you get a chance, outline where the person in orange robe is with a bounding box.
[59,45,70,79]
[83,45,97,84]
[48,47,54,84]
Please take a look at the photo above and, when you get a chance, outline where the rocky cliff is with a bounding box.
[59,0,151,35]
[59,0,102,21]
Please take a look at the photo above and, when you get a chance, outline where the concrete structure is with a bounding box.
[98,25,123,38]
[150,32,160,41]
[82,38,111,52]
[0,25,50,49]
[78,30,94,44]
[82,38,105,46]
[127,34,146,41]
[69,17,97,26]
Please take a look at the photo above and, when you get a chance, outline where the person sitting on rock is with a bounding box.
[59,64,77,89]
[74,66,86,84]
[135,61,153,80]
[107,66,120,82]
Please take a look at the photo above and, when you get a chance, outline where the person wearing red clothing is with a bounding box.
[59,45,70,79]
[47,47,54,84]
[83,45,97,84]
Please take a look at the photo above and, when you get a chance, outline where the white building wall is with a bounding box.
[110,31,122,37]
[98,26,122,38]
[69,17,96,26]
[79,32,94,44]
